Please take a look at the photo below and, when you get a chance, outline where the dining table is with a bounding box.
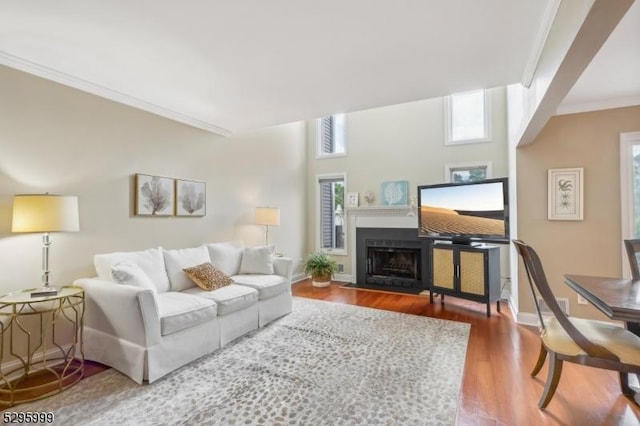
[564,274,640,335]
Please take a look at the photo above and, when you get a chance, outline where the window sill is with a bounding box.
[445,137,492,146]
[320,249,348,256]
[316,152,347,160]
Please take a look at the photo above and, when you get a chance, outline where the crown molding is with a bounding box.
[555,96,640,115]
[0,51,232,137]
[520,0,562,88]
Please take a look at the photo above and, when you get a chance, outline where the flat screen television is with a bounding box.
[417,177,509,244]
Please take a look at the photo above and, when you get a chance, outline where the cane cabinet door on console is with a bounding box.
[430,243,501,317]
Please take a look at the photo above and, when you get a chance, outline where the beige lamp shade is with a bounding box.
[12,194,80,233]
[255,207,280,226]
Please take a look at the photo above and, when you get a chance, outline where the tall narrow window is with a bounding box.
[444,89,491,145]
[317,114,346,158]
[316,174,346,253]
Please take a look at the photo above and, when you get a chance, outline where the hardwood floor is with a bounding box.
[10,281,640,424]
[293,280,640,426]
[0,361,107,409]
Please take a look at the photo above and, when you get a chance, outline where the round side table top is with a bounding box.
[0,285,83,304]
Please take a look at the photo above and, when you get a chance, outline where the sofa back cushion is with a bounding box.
[239,245,275,275]
[163,246,211,291]
[94,247,170,292]
[205,241,244,276]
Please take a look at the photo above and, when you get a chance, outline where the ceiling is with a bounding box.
[558,0,640,114]
[0,1,635,135]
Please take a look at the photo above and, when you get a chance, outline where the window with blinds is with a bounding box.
[317,174,346,253]
[317,114,346,158]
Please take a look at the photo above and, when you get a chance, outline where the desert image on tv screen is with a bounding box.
[419,183,505,237]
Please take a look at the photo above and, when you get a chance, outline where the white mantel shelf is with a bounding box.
[347,205,415,217]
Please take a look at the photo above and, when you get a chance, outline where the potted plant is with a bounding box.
[303,251,338,288]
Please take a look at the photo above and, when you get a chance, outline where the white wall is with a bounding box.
[305,87,510,279]
[0,65,307,293]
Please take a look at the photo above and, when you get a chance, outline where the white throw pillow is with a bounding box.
[239,245,275,275]
[111,262,157,293]
[205,241,244,276]
[94,247,170,292]
[163,246,211,291]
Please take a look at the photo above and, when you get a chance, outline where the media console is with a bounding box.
[429,242,501,317]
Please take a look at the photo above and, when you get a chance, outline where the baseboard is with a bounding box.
[517,310,625,328]
[333,273,354,283]
[291,273,354,284]
[517,312,543,327]
[291,273,307,284]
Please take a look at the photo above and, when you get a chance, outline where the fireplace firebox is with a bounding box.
[355,228,429,292]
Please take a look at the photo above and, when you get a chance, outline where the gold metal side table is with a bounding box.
[0,286,84,407]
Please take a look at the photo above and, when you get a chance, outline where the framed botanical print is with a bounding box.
[135,174,175,216]
[548,168,583,220]
[175,179,206,216]
[381,180,408,206]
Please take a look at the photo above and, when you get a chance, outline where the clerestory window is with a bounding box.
[317,114,346,158]
[444,89,491,145]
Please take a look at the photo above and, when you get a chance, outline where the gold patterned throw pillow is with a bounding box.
[183,262,234,291]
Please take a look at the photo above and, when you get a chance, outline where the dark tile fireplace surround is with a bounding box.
[355,227,430,293]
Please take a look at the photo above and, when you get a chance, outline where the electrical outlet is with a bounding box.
[577,294,588,305]
[337,264,344,273]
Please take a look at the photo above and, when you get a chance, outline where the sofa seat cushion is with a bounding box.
[231,274,289,300]
[182,284,258,316]
[156,292,217,336]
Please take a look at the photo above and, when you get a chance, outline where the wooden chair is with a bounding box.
[512,240,640,409]
[624,239,640,280]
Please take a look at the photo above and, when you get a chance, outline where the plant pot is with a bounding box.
[312,274,331,288]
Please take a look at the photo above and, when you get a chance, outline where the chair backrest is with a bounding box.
[512,240,618,361]
[624,239,640,280]
[512,240,547,331]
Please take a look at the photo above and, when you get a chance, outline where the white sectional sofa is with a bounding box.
[74,241,293,384]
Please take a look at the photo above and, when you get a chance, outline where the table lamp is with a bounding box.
[255,207,280,246]
[12,194,80,297]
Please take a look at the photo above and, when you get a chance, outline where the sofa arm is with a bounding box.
[273,257,293,283]
[74,278,162,348]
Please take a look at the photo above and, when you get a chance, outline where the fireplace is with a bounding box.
[368,246,421,284]
[356,228,429,292]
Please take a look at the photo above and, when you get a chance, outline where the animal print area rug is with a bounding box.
[17,298,470,425]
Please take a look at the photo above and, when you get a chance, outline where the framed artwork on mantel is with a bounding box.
[548,168,583,220]
[381,180,408,206]
[347,192,359,207]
